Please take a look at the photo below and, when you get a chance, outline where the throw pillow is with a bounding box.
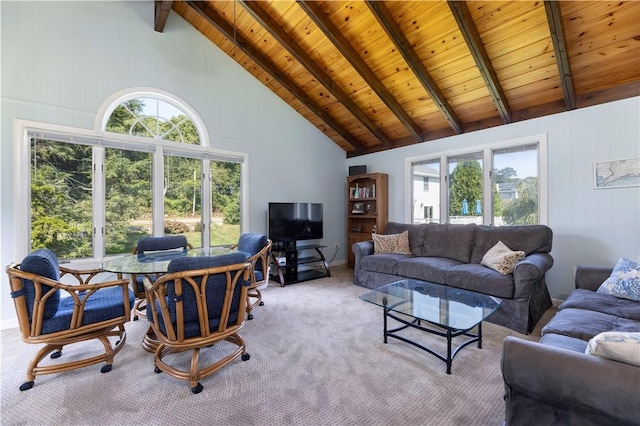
[596,258,640,302]
[480,240,525,275]
[585,332,640,367]
[372,231,411,255]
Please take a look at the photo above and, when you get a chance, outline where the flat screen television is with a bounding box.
[268,202,323,242]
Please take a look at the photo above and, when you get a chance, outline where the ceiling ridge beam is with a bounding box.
[185,1,366,154]
[297,0,424,143]
[544,0,576,110]
[447,1,511,124]
[154,1,173,33]
[239,1,394,149]
[367,1,463,135]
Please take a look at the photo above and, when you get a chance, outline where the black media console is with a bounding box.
[270,241,331,286]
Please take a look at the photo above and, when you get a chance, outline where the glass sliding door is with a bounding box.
[30,139,93,259]
[209,161,241,246]
[104,148,153,255]
[164,155,202,248]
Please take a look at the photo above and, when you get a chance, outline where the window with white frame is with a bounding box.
[26,92,245,261]
[408,135,546,226]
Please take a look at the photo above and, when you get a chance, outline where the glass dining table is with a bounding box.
[102,246,233,352]
[102,246,233,276]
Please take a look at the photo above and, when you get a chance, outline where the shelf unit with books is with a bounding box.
[346,173,388,268]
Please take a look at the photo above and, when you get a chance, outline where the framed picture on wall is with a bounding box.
[594,157,640,189]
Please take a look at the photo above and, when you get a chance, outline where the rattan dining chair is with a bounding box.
[231,233,272,320]
[5,248,134,391]
[130,235,193,320]
[143,252,252,394]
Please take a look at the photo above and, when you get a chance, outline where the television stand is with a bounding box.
[270,242,331,286]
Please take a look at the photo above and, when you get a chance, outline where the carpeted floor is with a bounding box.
[0,265,554,425]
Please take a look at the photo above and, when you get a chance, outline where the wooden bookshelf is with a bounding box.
[346,173,388,268]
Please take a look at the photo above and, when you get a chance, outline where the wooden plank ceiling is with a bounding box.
[157,1,640,157]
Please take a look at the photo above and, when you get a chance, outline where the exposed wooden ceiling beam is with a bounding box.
[154,1,173,33]
[297,0,424,143]
[366,1,464,134]
[447,0,511,124]
[239,1,394,149]
[185,1,366,153]
[544,0,576,110]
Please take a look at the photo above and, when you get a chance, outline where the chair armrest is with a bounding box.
[502,336,640,424]
[512,253,553,300]
[574,265,613,291]
[60,265,115,285]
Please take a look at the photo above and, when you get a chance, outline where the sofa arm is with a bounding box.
[512,253,553,299]
[502,336,640,425]
[352,240,374,263]
[574,265,613,292]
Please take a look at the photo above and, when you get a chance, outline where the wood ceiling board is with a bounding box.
[507,84,565,112]
[469,1,543,32]
[454,96,503,123]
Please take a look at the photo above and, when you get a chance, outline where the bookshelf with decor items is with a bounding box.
[346,172,388,268]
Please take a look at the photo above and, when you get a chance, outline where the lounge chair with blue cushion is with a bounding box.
[144,252,252,394]
[5,248,134,391]
[231,233,272,320]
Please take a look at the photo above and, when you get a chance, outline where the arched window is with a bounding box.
[104,95,202,144]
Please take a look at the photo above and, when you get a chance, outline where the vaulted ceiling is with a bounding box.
[154,1,640,157]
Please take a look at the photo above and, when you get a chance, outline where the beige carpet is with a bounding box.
[0,266,553,425]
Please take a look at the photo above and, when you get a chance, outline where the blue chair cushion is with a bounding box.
[237,233,268,281]
[41,286,135,335]
[148,252,249,338]
[20,248,61,320]
[136,235,188,254]
[237,233,268,256]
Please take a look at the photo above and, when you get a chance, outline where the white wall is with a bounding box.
[1,1,347,327]
[347,97,640,299]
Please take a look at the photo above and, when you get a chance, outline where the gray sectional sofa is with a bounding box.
[352,222,554,334]
[501,265,640,425]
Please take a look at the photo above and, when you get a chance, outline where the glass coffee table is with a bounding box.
[359,279,501,374]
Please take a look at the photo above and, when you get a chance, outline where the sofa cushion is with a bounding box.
[558,288,640,321]
[541,308,640,342]
[481,241,525,274]
[372,231,411,254]
[446,263,515,299]
[384,222,428,256]
[396,257,461,284]
[596,258,640,302]
[586,332,640,367]
[540,332,589,353]
[470,225,552,264]
[360,253,411,275]
[421,223,476,263]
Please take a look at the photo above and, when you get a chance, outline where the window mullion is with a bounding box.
[93,147,106,259]
[153,147,165,236]
[483,148,492,226]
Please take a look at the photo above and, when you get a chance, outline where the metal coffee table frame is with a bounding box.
[361,279,501,374]
[382,296,483,374]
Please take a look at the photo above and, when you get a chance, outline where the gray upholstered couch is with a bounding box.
[501,265,640,425]
[352,222,554,334]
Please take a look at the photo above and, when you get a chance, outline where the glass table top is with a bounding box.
[359,279,502,331]
[102,246,232,274]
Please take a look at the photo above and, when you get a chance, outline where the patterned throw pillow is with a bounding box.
[596,258,640,302]
[372,231,411,254]
[481,240,525,274]
[585,332,640,367]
